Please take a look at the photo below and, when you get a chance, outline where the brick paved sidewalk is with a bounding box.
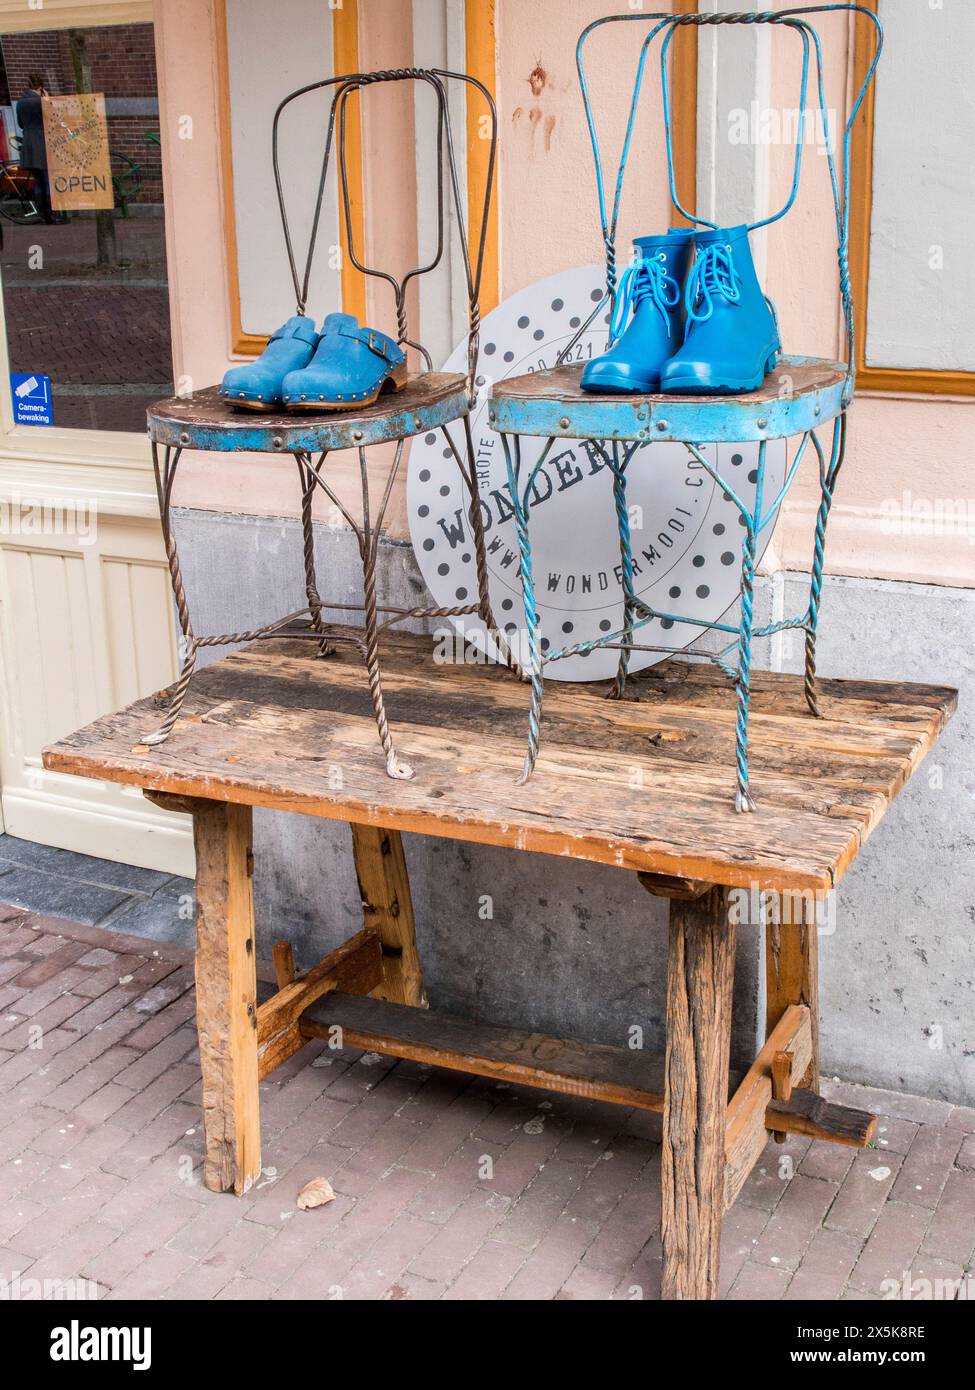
[0,906,972,1301]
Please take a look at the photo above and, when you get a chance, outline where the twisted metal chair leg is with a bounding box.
[513,493,543,784]
[609,447,636,700]
[804,499,828,718]
[734,526,758,813]
[447,419,526,679]
[361,538,413,780]
[470,494,526,679]
[733,441,766,813]
[296,453,334,658]
[804,413,845,718]
[142,637,200,746]
[143,444,197,746]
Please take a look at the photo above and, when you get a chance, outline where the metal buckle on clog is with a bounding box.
[365,329,394,360]
[335,323,395,360]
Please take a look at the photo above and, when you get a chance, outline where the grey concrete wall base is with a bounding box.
[775,573,974,1105]
[167,509,971,1103]
[171,508,435,677]
[254,811,761,1072]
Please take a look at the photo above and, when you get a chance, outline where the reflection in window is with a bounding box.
[0,22,173,432]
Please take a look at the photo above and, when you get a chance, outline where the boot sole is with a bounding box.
[581,380,660,396]
[662,350,779,397]
[285,362,409,413]
[580,368,660,395]
[224,397,281,413]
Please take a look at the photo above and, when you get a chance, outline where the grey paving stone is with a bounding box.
[106,879,195,947]
[0,868,129,927]
[0,910,971,1303]
[0,835,175,896]
[848,1201,930,1296]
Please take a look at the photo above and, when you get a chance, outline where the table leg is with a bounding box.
[661,887,736,1300]
[193,800,261,1195]
[766,894,820,1092]
[350,823,426,1007]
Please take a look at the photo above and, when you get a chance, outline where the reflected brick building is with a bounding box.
[0,23,161,203]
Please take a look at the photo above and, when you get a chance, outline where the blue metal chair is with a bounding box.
[488,6,882,810]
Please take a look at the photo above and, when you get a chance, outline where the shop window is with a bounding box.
[0,21,172,432]
[850,0,975,394]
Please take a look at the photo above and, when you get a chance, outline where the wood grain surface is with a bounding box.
[43,630,955,892]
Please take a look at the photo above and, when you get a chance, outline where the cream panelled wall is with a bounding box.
[0,0,191,872]
[0,516,190,872]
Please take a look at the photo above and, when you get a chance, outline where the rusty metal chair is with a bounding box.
[146,69,518,779]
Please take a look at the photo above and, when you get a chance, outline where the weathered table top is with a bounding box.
[43,632,955,892]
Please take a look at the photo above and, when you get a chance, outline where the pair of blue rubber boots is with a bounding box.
[581,224,779,396]
[222,312,407,412]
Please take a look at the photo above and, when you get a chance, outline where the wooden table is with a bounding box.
[43,631,955,1300]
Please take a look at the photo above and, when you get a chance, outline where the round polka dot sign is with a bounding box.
[407,264,786,682]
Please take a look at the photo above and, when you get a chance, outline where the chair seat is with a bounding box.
[488,356,847,444]
[148,374,469,453]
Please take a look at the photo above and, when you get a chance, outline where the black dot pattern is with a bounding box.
[407,278,787,685]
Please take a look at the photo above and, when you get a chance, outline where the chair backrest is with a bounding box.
[575,6,883,405]
[271,68,497,400]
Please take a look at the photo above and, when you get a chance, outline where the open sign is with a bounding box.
[52,173,109,196]
[42,93,115,211]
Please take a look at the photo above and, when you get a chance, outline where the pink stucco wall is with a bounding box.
[496,0,674,292]
[156,0,973,587]
[493,1,973,587]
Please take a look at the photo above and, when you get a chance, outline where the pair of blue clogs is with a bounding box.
[581,224,779,396]
[222,312,407,412]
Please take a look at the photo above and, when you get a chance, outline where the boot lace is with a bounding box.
[609,254,681,344]
[685,243,742,323]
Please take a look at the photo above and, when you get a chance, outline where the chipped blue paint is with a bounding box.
[489,355,846,445]
[148,379,469,454]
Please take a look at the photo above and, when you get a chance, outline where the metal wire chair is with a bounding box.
[146,68,521,779]
[490,6,882,808]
